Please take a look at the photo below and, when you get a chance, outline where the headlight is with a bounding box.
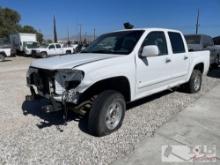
[26,67,38,85]
[55,69,84,90]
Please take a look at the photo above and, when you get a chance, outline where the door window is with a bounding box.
[142,31,168,55]
[168,32,185,54]
[56,44,61,49]
[49,45,55,49]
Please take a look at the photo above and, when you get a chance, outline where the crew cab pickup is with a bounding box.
[26,28,210,136]
[185,34,220,67]
[31,43,74,58]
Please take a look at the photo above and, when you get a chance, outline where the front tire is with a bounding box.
[88,90,126,137]
[185,70,202,93]
[41,52,47,58]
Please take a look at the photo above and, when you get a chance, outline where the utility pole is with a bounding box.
[79,24,82,44]
[53,16,58,42]
[84,32,87,44]
[93,28,96,41]
[195,9,200,34]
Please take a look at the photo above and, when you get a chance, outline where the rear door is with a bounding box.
[55,44,63,55]
[48,44,56,55]
[168,32,189,80]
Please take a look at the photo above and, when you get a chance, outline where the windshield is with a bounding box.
[40,44,49,48]
[24,42,39,48]
[81,30,144,55]
[185,35,201,44]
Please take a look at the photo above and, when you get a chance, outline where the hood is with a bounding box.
[30,53,119,70]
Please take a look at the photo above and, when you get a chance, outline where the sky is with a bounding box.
[0,0,220,39]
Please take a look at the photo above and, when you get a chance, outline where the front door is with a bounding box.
[48,44,56,55]
[136,31,173,97]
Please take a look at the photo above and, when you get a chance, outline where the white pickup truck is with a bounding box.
[0,47,12,62]
[31,43,74,58]
[26,28,210,136]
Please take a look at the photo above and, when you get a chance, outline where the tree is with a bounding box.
[0,7,21,38]
[0,7,44,43]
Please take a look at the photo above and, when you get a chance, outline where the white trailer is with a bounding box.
[10,33,37,53]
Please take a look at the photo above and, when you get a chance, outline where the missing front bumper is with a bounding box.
[26,86,80,113]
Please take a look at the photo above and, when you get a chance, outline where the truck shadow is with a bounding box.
[207,66,220,78]
[21,90,174,134]
[0,59,12,62]
[127,90,173,109]
[22,99,88,132]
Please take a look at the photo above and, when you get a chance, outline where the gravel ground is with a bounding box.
[0,56,220,165]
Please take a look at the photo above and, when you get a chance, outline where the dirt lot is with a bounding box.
[0,56,220,165]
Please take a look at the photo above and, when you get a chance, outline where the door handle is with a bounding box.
[184,56,189,60]
[166,58,171,63]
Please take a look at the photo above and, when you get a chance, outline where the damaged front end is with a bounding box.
[26,67,84,113]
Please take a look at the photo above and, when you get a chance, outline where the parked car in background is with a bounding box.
[185,34,220,67]
[213,36,220,52]
[31,43,74,58]
[26,28,210,136]
[62,43,78,53]
[10,33,37,54]
[0,47,12,62]
[23,41,39,56]
[213,36,220,45]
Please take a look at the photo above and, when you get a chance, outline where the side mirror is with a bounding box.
[141,45,159,57]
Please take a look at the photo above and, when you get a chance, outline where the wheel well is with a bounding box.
[0,52,6,57]
[80,76,131,102]
[193,63,204,73]
[66,50,71,53]
[41,51,47,54]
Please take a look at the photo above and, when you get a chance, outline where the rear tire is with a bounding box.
[0,53,5,62]
[185,70,202,93]
[66,50,71,54]
[88,90,125,137]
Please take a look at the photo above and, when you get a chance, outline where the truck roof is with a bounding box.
[116,28,182,33]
